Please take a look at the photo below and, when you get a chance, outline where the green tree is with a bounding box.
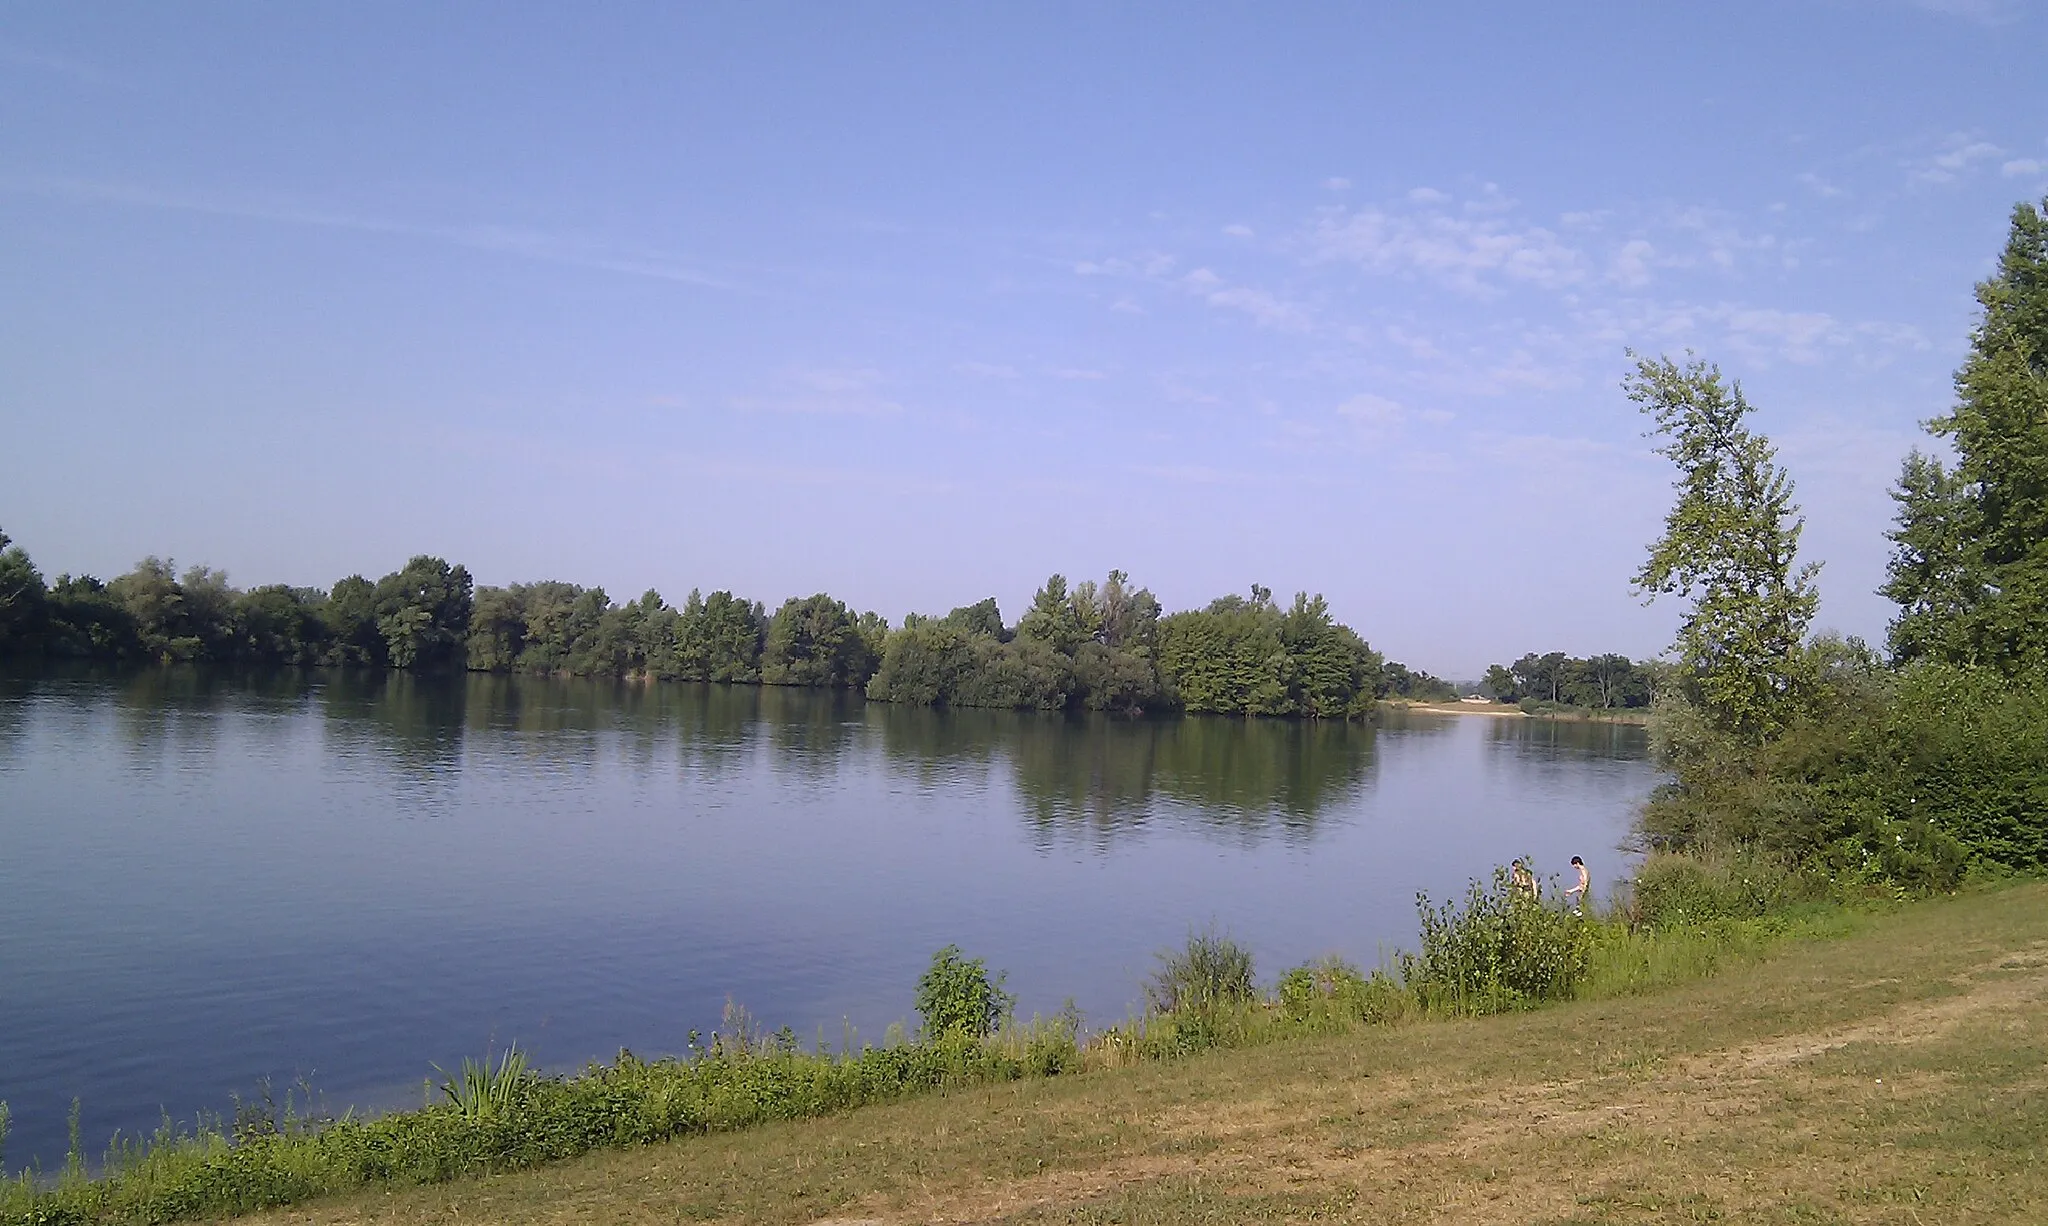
[109,557,199,661]
[941,597,1007,639]
[1883,196,2048,674]
[373,556,473,670]
[1157,588,1290,717]
[465,586,529,672]
[326,575,386,667]
[237,585,331,664]
[1016,573,1087,653]
[0,528,48,656]
[1628,353,1821,740]
[762,593,879,688]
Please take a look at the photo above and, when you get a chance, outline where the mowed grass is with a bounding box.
[238,883,2048,1225]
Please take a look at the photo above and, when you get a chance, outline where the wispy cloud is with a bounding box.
[0,42,115,86]
[955,361,1020,379]
[1,174,740,290]
[731,368,905,417]
[2004,158,2046,178]
[1309,194,1585,295]
[1909,134,2006,185]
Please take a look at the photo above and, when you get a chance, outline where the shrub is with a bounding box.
[914,945,1013,1039]
[1144,928,1255,1014]
[1406,867,1593,1015]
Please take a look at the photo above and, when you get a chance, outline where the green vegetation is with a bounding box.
[0,546,1461,719]
[913,946,1014,1040]
[1479,650,1665,711]
[1627,196,2048,895]
[173,882,2045,1226]
[0,859,1890,1226]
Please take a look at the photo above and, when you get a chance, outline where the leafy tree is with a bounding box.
[325,575,386,667]
[466,586,529,672]
[237,585,331,665]
[1883,196,2048,674]
[0,528,48,656]
[1016,573,1087,653]
[941,597,1007,639]
[109,557,200,662]
[762,594,879,688]
[45,573,139,659]
[1157,588,1291,716]
[1278,592,1381,718]
[373,556,473,670]
[677,589,764,682]
[1628,353,1821,740]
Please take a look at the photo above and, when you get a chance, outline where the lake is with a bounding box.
[0,668,1658,1171]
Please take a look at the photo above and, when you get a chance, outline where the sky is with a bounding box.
[3,2,2045,678]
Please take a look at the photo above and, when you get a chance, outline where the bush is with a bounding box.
[1144,928,1255,1014]
[914,945,1013,1039]
[1277,956,1410,1025]
[1406,867,1593,1015]
[1628,847,1830,928]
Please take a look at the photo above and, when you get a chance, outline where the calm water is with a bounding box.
[0,668,1657,1170]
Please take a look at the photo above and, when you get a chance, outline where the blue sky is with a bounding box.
[3,2,2044,676]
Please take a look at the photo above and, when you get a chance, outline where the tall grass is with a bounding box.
[0,854,1879,1226]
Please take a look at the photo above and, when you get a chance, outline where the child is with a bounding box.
[1564,855,1589,913]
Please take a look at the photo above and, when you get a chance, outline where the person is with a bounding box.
[1564,855,1589,914]
[1510,858,1536,899]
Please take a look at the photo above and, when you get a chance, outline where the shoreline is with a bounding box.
[1385,699,1653,725]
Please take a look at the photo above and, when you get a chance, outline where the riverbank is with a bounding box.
[236,881,2048,1224]
[10,879,2043,1223]
[1385,698,1653,724]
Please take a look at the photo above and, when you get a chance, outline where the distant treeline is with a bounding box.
[1480,651,1667,710]
[0,533,1459,717]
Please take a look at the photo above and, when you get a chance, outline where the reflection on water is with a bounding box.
[0,666,1656,1173]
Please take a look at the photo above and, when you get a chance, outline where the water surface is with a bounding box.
[0,668,1657,1170]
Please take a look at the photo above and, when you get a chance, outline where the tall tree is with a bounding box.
[1628,352,1821,740]
[1884,195,2048,674]
[0,528,48,656]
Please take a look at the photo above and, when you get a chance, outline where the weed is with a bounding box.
[1145,927,1256,1014]
[915,946,1014,1039]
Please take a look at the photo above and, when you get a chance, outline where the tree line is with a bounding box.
[1479,652,1665,709]
[0,544,1459,719]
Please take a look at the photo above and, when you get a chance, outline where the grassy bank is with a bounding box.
[245,880,2048,1224]
[0,861,1968,1226]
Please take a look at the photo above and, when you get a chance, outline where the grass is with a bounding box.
[226,880,2046,1225]
[6,879,2045,1223]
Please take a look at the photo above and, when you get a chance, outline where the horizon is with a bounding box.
[5,3,2046,678]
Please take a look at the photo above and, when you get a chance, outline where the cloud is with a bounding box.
[732,368,904,417]
[1201,285,1313,330]
[1048,367,1107,380]
[1795,171,1847,198]
[1222,223,1255,237]
[955,361,1019,379]
[1910,135,2005,184]
[1324,177,1353,191]
[1407,187,1451,204]
[1311,196,1585,294]
[1581,300,1929,367]
[1,174,739,290]
[2004,158,2046,177]
[1609,238,1657,288]
[1335,394,1453,438]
